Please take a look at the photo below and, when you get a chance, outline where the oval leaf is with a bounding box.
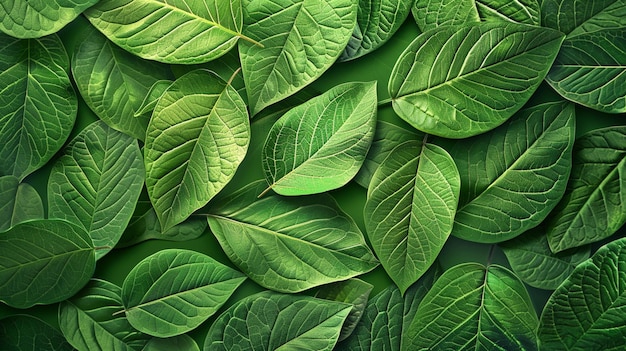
[144,69,250,231]
[0,315,73,351]
[207,180,379,293]
[121,249,246,338]
[262,81,377,196]
[476,0,540,25]
[0,219,95,309]
[389,22,564,138]
[0,176,44,232]
[142,335,199,351]
[412,0,480,32]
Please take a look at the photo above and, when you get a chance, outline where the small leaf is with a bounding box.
[121,249,246,338]
[412,0,480,32]
[0,176,44,232]
[134,80,173,117]
[0,219,96,309]
[142,335,199,351]
[262,81,377,196]
[0,315,73,351]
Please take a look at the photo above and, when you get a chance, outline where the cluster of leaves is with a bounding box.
[0,0,625,350]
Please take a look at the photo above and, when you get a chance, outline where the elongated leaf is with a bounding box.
[0,315,73,351]
[449,99,575,243]
[121,249,246,338]
[340,0,412,61]
[262,81,377,196]
[538,237,626,350]
[48,120,144,260]
[0,219,95,309]
[0,0,99,38]
[59,279,149,351]
[500,226,590,290]
[475,0,540,25]
[72,28,173,140]
[144,69,249,231]
[85,0,245,64]
[205,291,352,350]
[403,263,539,350]
[134,80,173,118]
[365,142,460,293]
[389,22,564,138]
[0,176,43,232]
[207,180,379,293]
[0,33,77,180]
[412,0,480,32]
[546,126,626,252]
[142,335,199,351]
[240,0,357,115]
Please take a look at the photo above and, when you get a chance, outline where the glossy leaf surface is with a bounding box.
[0,175,44,232]
[475,0,540,24]
[0,315,73,351]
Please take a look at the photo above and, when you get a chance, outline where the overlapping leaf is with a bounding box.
[475,0,540,25]
[142,335,199,351]
[412,0,479,32]
[0,176,43,232]
[0,315,74,351]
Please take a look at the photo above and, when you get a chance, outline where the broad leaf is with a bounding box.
[262,81,377,196]
[0,219,95,309]
[475,0,540,25]
[0,315,73,351]
[85,0,247,64]
[538,237,626,350]
[389,22,564,138]
[0,0,99,38]
[72,28,173,140]
[0,176,44,232]
[546,126,626,252]
[142,335,199,351]
[121,249,246,338]
[365,142,460,293]
[403,263,539,350]
[59,279,149,351]
[449,99,575,243]
[133,80,173,117]
[207,180,379,293]
[204,291,352,351]
[0,33,77,180]
[239,0,357,115]
[412,0,480,32]
[144,69,249,231]
[48,120,144,260]
[340,0,413,61]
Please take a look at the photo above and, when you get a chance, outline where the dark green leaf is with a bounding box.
[0,315,73,351]
[0,176,44,232]
[476,0,540,25]
[142,334,199,351]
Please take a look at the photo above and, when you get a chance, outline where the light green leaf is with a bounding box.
[85,0,247,64]
[262,81,377,196]
[412,0,480,32]
[142,335,199,351]
[0,315,74,351]
[0,219,96,309]
[403,263,539,351]
[0,0,99,38]
[546,126,626,252]
[538,237,626,350]
[207,180,379,293]
[204,291,352,351]
[0,176,44,232]
[500,226,590,290]
[133,80,172,118]
[240,0,357,116]
[365,142,460,293]
[389,22,564,138]
[121,249,246,338]
[72,28,173,140]
[450,99,576,243]
[48,120,144,260]
[0,33,77,180]
[144,69,249,231]
[340,0,412,61]
[475,0,540,25]
[59,279,150,351]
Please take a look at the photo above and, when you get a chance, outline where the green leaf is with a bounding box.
[262,81,377,196]
[538,237,626,350]
[340,0,413,61]
[412,0,480,32]
[144,69,249,231]
[365,142,460,293]
[72,28,173,140]
[0,219,95,309]
[0,315,74,351]
[0,0,99,38]
[121,249,246,338]
[207,180,379,293]
[500,226,590,290]
[142,335,199,351]
[85,0,247,64]
[0,33,77,180]
[475,0,540,25]
[204,290,352,351]
[133,80,173,118]
[389,22,564,138]
[239,0,357,115]
[48,120,144,260]
[59,279,150,351]
[546,126,626,252]
[449,99,576,243]
[403,263,539,350]
[0,176,44,232]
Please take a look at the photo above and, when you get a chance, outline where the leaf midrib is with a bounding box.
[149,0,241,39]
